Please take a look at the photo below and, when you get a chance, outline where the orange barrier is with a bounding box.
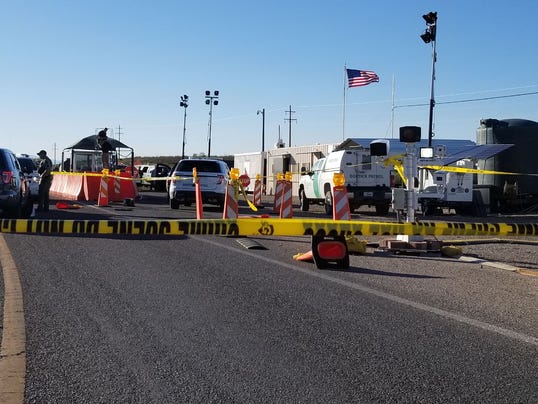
[50,173,85,201]
[332,185,351,220]
[222,183,238,219]
[280,181,293,218]
[97,175,109,206]
[114,171,121,199]
[51,172,138,202]
[84,175,100,201]
[117,172,138,201]
[273,180,283,213]
[252,178,263,208]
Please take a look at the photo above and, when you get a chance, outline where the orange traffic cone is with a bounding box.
[293,250,314,262]
[195,179,203,219]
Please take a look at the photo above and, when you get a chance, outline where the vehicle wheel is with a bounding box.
[170,198,180,209]
[375,204,390,215]
[299,188,309,211]
[324,190,333,216]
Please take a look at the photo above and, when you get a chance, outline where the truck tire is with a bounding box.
[299,188,309,211]
[324,190,333,216]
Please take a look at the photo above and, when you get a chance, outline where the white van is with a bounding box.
[299,148,393,215]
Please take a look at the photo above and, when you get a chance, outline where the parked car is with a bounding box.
[136,164,155,187]
[1,148,32,218]
[168,158,229,209]
[16,154,40,201]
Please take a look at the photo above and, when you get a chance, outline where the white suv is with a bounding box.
[168,158,229,209]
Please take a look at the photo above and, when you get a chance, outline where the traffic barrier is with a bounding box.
[252,177,263,208]
[222,183,238,219]
[50,174,85,201]
[332,185,351,220]
[51,172,137,202]
[114,170,121,199]
[273,180,283,213]
[97,174,109,207]
[280,181,293,219]
[2,218,538,237]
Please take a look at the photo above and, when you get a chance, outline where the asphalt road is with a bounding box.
[1,191,537,403]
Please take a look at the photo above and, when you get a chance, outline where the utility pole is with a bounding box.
[284,105,296,147]
[117,125,123,143]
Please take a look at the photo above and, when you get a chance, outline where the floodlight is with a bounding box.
[423,12,437,25]
[420,147,434,158]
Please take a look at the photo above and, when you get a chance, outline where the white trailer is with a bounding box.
[416,146,486,216]
[233,151,266,193]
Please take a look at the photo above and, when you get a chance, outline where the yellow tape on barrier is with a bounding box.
[1,218,538,237]
[50,171,190,182]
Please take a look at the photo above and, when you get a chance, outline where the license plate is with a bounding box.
[364,192,373,197]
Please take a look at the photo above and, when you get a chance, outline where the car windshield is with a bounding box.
[177,160,222,173]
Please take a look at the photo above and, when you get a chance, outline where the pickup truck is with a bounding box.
[298,149,393,215]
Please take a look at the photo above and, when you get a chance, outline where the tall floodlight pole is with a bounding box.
[257,108,265,152]
[205,90,219,157]
[180,95,188,159]
[420,11,438,148]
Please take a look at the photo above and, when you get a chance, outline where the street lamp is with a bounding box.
[205,90,219,157]
[180,94,188,159]
[257,108,265,152]
[420,11,438,148]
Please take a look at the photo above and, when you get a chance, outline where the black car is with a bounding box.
[0,148,33,218]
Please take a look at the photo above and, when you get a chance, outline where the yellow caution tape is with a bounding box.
[1,218,537,237]
[238,182,258,212]
[385,156,407,186]
[420,165,538,176]
[50,171,190,182]
[383,157,538,183]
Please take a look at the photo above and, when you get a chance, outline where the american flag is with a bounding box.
[346,69,379,88]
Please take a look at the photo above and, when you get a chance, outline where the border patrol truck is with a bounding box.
[298,148,393,215]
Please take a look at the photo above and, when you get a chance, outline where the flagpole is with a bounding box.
[391,74,395,138]
[342,64,347,141]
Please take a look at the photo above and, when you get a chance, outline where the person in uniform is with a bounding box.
[36,149,53,212]
[97,128,113,169]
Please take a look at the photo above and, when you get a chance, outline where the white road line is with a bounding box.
[198,236,538,347]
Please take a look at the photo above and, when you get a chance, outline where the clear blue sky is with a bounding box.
[1,0,537,161]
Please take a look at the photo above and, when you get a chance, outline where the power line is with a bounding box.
[395,91,538,109]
